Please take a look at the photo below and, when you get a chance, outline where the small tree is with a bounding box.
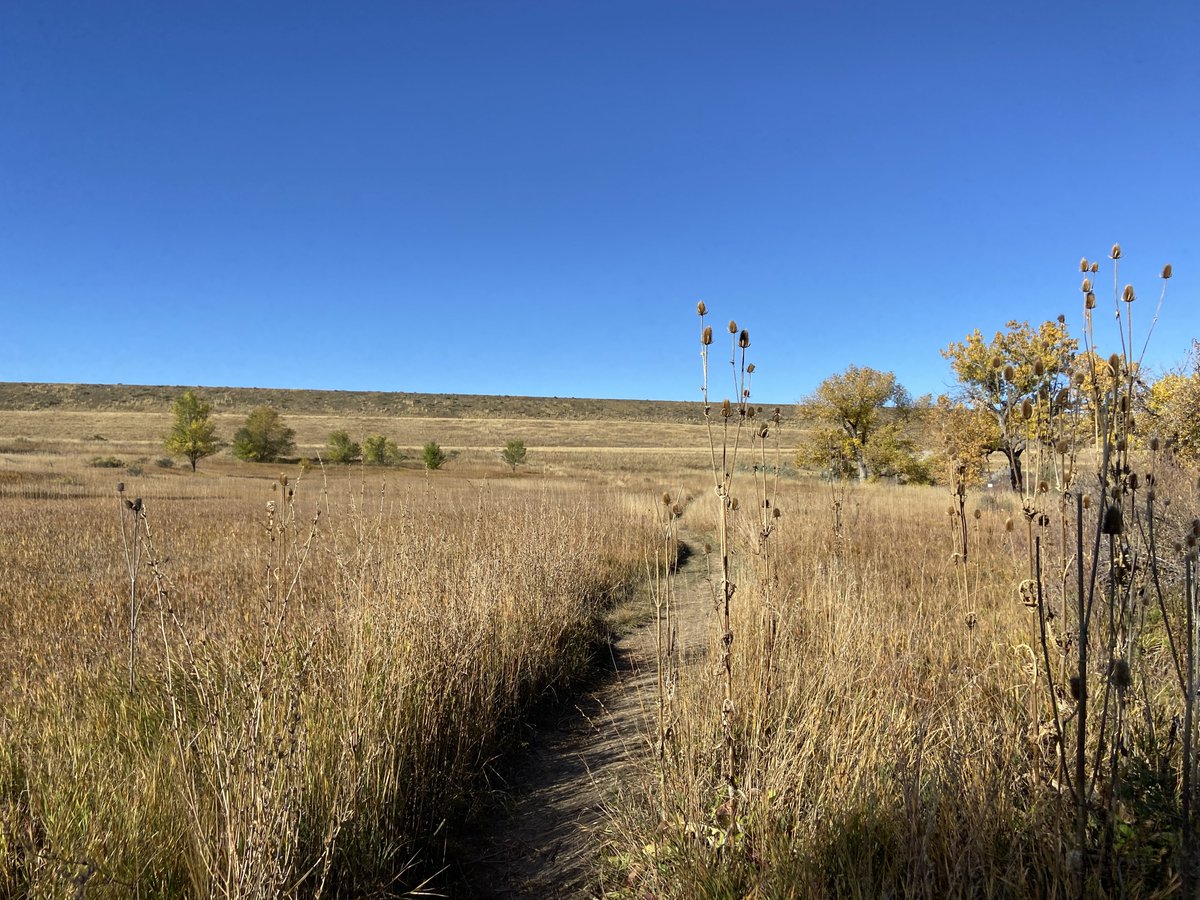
[800,365,906,481]
[232,406,296,463]
[422,441,446,471]
[325,430,360,464]
[501,439,527,472]
[363,434,400,466]
[164,389,221,472]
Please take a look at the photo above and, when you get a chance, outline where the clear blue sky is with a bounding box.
[2,1,1197,402]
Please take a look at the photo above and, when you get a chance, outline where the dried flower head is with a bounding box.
[116,482,125,493]
[728,320,738,334]
[1081,277,1092,293]
[1085,291,1096,310]
[1150,436,1160,452]
[662,492,672,505]
[1110,243,1122,260]
[1022,399,1034,420]
[1162,264,1173,280]
[721,399,732,417]
[1003,365,1016,382]
[1109,658,1132,689]
[1122,284,1136,303]
[702,325,713,345]
[697,300,708,316]
[772,507,781,518]
[738,329,750,348]
[991,355,1003,369]
[1033,360,1045,378]
[1102,504,1124,535]
[1079,258,1089,273]
[972,508,982,520]
[746,363,755,374]
[1005,517,1014,533]
[1082,494,1092,510]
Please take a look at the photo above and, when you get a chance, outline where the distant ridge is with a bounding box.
[0,382,792,425]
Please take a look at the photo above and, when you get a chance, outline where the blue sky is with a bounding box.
[2,1,1197,402]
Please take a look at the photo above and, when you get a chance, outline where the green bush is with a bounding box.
[363,435,400,466]
[88,456,125,468]
[232,407,295,463]
[421,441,446,471]
[501,439,527,471]
[325,431,361,464]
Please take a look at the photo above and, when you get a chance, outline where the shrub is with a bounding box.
[363,435,400,466]
[325,431,361,464]
[421,441,446,471]
[501,439,527,472]
[155,457,175,469]
[163,390,222,472]
[88,456,124,468]
[232,407,295,463]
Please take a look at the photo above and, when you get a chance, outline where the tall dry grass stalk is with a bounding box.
[0,468,653,897]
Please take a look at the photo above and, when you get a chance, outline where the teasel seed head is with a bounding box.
[721,399,732,417]
[662,492,672,506]
[1108,353,1122,376]
[747,406,756,419]
[738,329,750,348]
[116,482,125,494]
[1085,291,1096,310]
[1109,658,1132,689]
[1102,504,1124,535]
[973,508,982,520]
[759,426,769,439]
[746,363,755,374]
[772,507,781,518]
[1119,394,1129,413]
[1110,243,1122,260]
[1002,365,1015,383]
[1070,675,1085,701]
[730,497,739,511]
[1038,479,1049,494]
[1056,388,1071,407]
[728,320,738,334]
[1116,437,1128,453]
[697,300,707,316]
[1122,284,1136,303]
[1005,517,1014,533]
[1080,258,1090,273]
[991,355,1003,369]
[1081,277,1092,293]
[1056,439,1070,455]
[1090,261,1099,274]
[671,503,682,517]
[1129,472,1139,491]
[1022,399,1034,420]
[702,325,713,345]
[1033,360,1045,378]
[1082,494,1092,510]
[1162,264,1173,279]
[1150,436,1160,452]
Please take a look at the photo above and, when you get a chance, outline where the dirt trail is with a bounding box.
[458,531,713,898]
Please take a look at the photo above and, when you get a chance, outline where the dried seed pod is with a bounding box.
[1081,277,1092,293]
[972,508,982,520]
[991,355,1003,369]
[1082,494,1092,510]
[966,611,978,630]
[1150,437,1161,452]
[1070,675,1085,701]
[1004,365,1016,382]
[738,329,750,348]
[1122,284,1136,303]
[721,399,731,417]
[1129,472,1139,491]
[697,300,707,316]
[1085,291,1096,309]
[1101,504,1124,535]
[772,507,781,518]
[1056,388,1071,407]
[1108,353,1122,376]
[671,503,682,517]
[1080,258,1090,273]
[1038,480,1049,494]
[1022,399,1034,420]
[1109,658,1132,689]
[1116,438,1127,453]
[1162,264,1173,279]
[746,363,755,374]
[729,497,739,510]
[1033,360,1045,377]
[662,492,672,505]
[1005,518,1014,533]
[116,482,125,493]
[1110,243,1122,260]
[728,320,738,334]
[746,406,756,419]
[702,325,713,345]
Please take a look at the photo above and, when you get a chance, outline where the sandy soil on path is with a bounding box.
[456,531,715,899]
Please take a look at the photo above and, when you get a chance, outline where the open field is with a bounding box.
[3,382,1200,897]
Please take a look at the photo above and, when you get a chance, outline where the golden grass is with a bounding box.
[0,455,655,897]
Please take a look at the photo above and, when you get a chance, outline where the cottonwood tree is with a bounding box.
[325,430,360,464]
[942,319,1076,491]
[501,439,527,472]
[232,406,296,463]
[800,365,909,481]
[1146,340,1200,462]
[163,389,221,471]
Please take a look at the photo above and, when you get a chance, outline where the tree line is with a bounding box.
[161,390,528,472]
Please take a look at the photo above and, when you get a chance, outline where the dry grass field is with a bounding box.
[3,379,1199,898]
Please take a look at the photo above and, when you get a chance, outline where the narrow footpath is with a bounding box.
[458,532,714,898]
